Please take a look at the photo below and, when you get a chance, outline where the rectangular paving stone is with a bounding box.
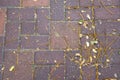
[95,20,120,35]
[82,66,96,80]
[94,0,120,6]
[66,50,81,66]
[99,65,120,79]
[20,8,35,21]
[0,0,20,7]
[50,65,65,80]
[50,0,65,21]
[65,0,79,9]
[95,7,120,20]
[80,0,92,7]
[0,65,2,80]
[7,8,19,21]
[35,51,64,65]
[0,37,4,64]
[22,0,49,7]
[21,36,49,49]
[50,22,79,50]
[15,64,33,80]
[66,8,92,21]
[66,65,80,80]
[98,35,120,49]
[0,8,6,35]
[3,50,17,80]
[36,8,49,35]
[110,49,120,64]
[35,66,50,80]
[21,22,35,35]
[5,22,19,49]
[18,51,34,65]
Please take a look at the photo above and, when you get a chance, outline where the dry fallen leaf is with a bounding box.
[9,66,15,71]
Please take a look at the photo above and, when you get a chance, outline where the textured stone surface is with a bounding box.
[0,9,5,35]
[22,0,49,7]
[21,36,49,49]
[35,51,64,64]
[50,22,79,50]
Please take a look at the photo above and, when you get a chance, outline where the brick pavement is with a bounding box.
[0,0,120,80]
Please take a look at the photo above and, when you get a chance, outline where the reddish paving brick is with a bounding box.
[35,51,64,65]
[21,22,35,35]
[3,50,17,80]
[99,65,120,79]
[95,20,120,35]
[94,0,120,6]
[66,8,92,21]
[0,0,20,7]
[22,0,49,7]
[50,65,65,80]
[36,8,49,35]
[7,8,19,21]
[50,0,65,21]
[110,49,120,64]
[0,9,5,35]
[0,37,4,64]
[66,50,81,66]
[18,51,34,65]
[35,66,50,80]
[50,22,79,50]
[20,8,35,21]
[21,36,49,49]
[65,0,79,9]
[66,65,80,80]
[15,64,33,80]
[95,7,120,20]
[0,65,2,80]
[5,22,19,49]
[80,0,92,7]
[82,66,96,80]
[98,35,120,49]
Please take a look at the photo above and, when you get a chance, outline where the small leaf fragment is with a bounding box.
[9,66,15,71]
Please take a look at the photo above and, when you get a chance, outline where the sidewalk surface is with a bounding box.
[0,0,120,80]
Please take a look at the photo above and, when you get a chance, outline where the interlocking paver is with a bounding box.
[66,65,80,80]
[82,66,96,80]
[50,65,65,80]
[20,8,35,21]
[0,37,3,64]
[65,0,79,9]
[3,50,17,80]
[7,8,19,21]
[21,36,49,49]
[0,9,5,35]
[15,64,33,80]
[18,51,34,64]
[66,8,92,21]
[37,8,49,35]
[80,0,92,7]
[95,7,120,20]
[99,65,120,79]
[50,0,65,21]
[5,22,19,49]
[0,65,2,80]
[0,0,20,7]
[50,22,79,50]
[22,0,49,7]
[35,51,64,65]
[94,0,120,6]
[21,22,35,35]
[95,20,120,35]
[35,66,50,80]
